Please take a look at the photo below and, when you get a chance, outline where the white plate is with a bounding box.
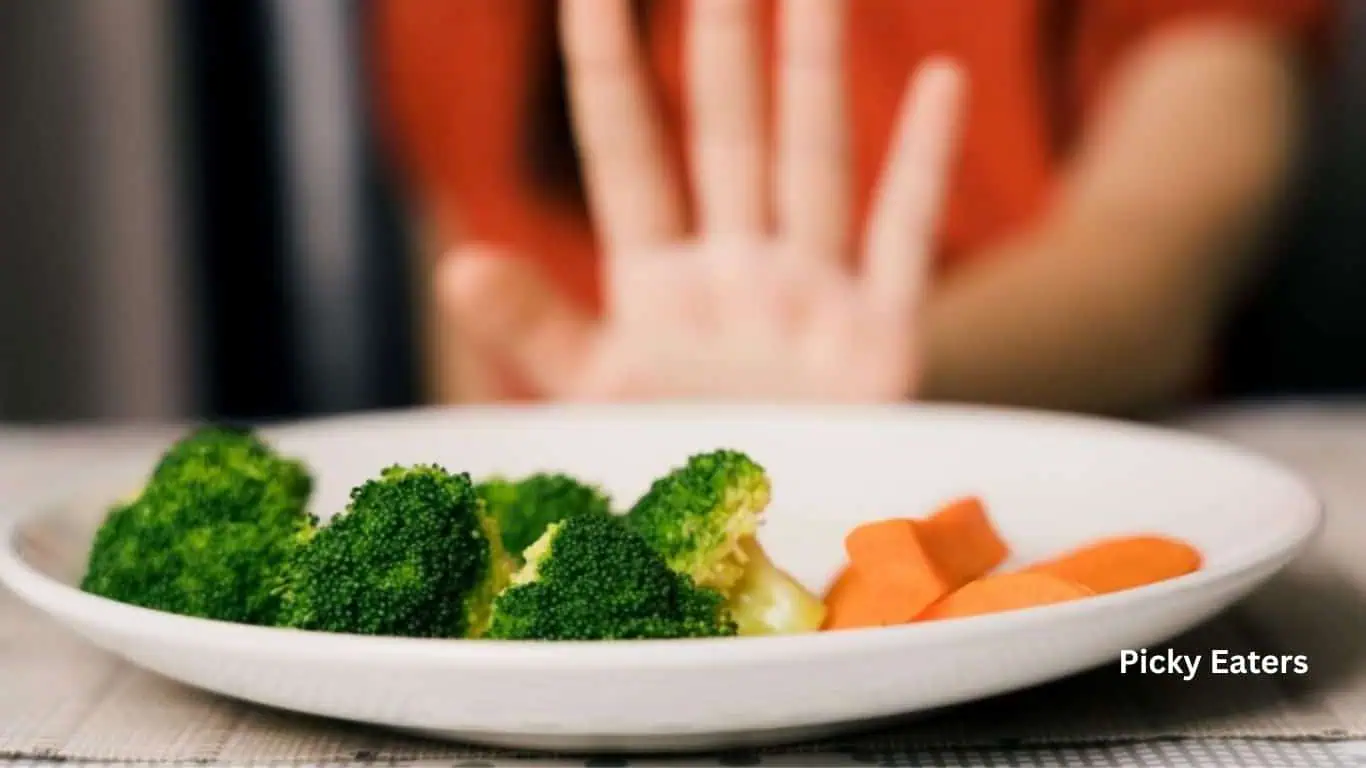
[0,404,1322,753]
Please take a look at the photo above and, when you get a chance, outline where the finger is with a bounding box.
[777,0,850,261]
[439,246,602,396]
[561,0,685,254]
[687,0,767,237]
[863,58,966,316]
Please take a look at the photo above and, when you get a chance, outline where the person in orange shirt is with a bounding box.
[373,0,1332,415]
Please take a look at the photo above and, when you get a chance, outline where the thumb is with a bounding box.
[438,245,600,396]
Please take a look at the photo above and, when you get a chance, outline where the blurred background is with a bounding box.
[0,0,417,424]
[1,0,1364,425]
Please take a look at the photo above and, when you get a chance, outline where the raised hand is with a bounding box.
[443,0,965,401]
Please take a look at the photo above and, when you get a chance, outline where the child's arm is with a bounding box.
[920,21,1308,415]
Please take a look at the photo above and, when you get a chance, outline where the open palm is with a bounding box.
[444,0,965,401]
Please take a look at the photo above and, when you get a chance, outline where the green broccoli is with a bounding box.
[79,425,315,625]
[624,449,770,591]
[485,513,737,641]
[278,464,515,638]
[144,425,313,526]
[625,449,827,636]
[475,473,612,561]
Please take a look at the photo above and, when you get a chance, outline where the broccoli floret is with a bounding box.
[625,449,826,636]
[79,425,315,625]
[81,500,152,601]
[625,449,770,591]
[485,513,737,641]
[278,464,514,638]
[144,425,313,526]
[476,473,612,562]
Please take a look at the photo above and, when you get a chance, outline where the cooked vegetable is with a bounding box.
[918,572,1094,620]
[843,518,953,615]
[916,496,1009,586]
[1021,535,1202,594]
[625,449,825,635]
[821,565,925,630]
[475,473,612,562]
[823,501,1202,629]
[726,538,828,636]
[79,425,315,625]
[625,449,767,590]
[485,513,737,641]
[825,498,1013,630]
[277,464,514,638]
[81,425,1206,641]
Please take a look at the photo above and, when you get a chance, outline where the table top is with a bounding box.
[4,401,1366,768]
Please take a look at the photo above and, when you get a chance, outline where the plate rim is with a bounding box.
[0,402,1324,670]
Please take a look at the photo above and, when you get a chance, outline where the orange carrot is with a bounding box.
[917,572,1094,621]
[821,565,930,630]
[844,518,954,615]
[1022,535,1202,595]
[915,496,1009,587]
[827,500,1203,632]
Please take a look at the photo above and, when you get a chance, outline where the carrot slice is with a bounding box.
[1022,535,1202,594]
[844,518,953,615]
[821,565,929,630]
[915,496,1009,587]
[917,572,1094,621]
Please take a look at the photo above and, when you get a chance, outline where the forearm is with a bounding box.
[920,216,1242,415]
[920,21,1307,416]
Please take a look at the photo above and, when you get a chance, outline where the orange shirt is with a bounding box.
[372,0,1329,313]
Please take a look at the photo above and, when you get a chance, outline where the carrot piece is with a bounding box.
[821,565,929,630]
[1022,535,1202,595]
[917,572,1094,621]
[915,496,1009,587]
[844,518,954,615]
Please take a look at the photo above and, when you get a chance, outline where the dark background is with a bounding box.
[174,0,417,419]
